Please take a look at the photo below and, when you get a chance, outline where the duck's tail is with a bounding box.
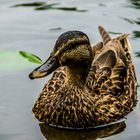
[114,34,131,59]
[98,26,111,45]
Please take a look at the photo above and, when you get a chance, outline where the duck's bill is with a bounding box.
[29,56,59,79]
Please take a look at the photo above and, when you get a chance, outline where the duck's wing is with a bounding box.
[91,42,103,59]
[87,26,137,107]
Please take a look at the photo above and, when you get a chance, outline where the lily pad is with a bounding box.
[19,51,42,64]
[0,50,39,72]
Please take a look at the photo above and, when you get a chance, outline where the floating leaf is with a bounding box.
[120,17,140,25]
[98,3,106,7]
[35,4,87,12]
[132,31,140,39]
[34,3,60,10]
[19,51,42,64]
[49,27,62,31]
[133,18,140,25]
[11,2,87,12]
[135,51,140,57]
[129,0,140,9]
[108,31,121,35]
[11,2,46,7]
[120,17,134,24]
[56,7,87,12]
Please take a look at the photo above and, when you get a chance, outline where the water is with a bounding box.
[0,0,140,140]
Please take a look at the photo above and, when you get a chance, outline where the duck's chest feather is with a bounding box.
[33,87,96,128]
[32,85,132,129]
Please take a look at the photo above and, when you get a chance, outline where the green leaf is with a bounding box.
[133,31,140,39]
[0,50,37,72]
[19,51,42,64]
[120,17,134,24]
[11,1,87,12]
[49,27,62,31]
[135,51,140,58]
[34,3,60,10]
[11,2,46,7]
[35,4,87,12]
[108,31,122,35]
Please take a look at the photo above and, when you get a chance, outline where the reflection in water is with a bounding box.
[12,2,87,12]
[39,121,126,140]
[129,0,140,9]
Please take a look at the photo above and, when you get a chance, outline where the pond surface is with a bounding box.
[0,0,140,140]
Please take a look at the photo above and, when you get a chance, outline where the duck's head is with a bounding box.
[29,31,93,80]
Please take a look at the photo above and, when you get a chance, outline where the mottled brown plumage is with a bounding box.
[29,26,137,129]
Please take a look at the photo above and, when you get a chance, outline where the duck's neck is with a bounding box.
[65,64,90,88]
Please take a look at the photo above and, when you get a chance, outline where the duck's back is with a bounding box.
[87,26,137,118]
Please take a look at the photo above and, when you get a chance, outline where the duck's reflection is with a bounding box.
[39,121,126,140]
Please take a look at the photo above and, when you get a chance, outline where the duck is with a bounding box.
[29,26,137,129]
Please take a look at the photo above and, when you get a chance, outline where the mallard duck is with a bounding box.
[29,26,137,129]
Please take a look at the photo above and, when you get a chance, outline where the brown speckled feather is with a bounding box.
[32,27,137,129]
[87,28,137,119]
[98,26,111,45]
